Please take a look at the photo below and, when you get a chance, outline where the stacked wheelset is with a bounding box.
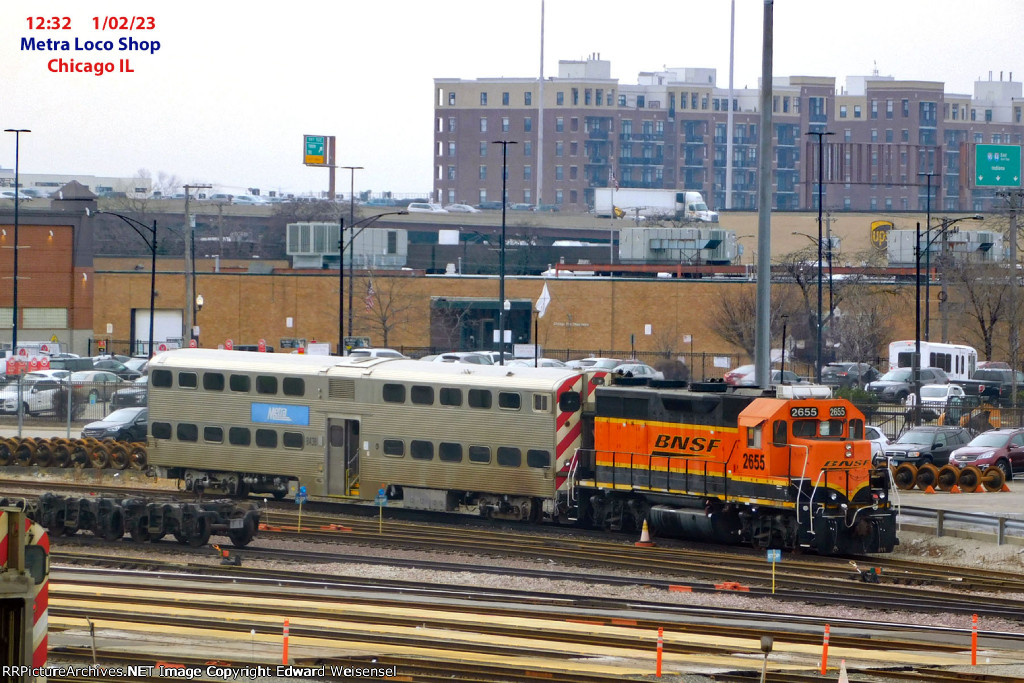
[890,462,1009,493]
[0,436,147,470]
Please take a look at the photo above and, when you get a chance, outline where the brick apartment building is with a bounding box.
[434,56,1023,213]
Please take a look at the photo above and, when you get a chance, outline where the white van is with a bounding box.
[888,340,977,382]
[406,203,448,214]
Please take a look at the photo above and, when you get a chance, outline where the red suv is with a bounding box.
[949,429,1024,481]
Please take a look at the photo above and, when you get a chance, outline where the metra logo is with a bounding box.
[653,434,722,453]
[266,407,292,422]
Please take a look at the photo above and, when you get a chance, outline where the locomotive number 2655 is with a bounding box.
[790,406,818,418]
[743,453,766,470]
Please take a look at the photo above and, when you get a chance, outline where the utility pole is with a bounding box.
[183,183,212,344]
[999,190,1023,406]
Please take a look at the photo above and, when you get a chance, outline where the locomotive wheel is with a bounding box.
[128,443,148,470]
[14,440,36,466]
[31,441,55,467]
[70,442,91,468]
[0,439,16,466]
[175,514,212,547]
[936,465,960,492]
[981,466,1007,492]
[893,463,918,491]
[957,465,983,493]
[914,463,939,491]
[108,444,130,470]
[89,443,112,469]
[129,516,151,543]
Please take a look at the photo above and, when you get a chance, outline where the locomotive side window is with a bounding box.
[772,421,788,446]
[849,418,864,439]
[497,446,522,467]
[282,432,303,449]
[152,422,172,439]
[498,392,521,410]
[178,372,198,388]
[469,445,490,463]
[151,369,172,388]
[439,442,463,462]
[203,373,225,391]
[282,377,305,396]
[383,383,406,403]
[746,425,762,448]
[792,420,816,438]
[176,423,198,442]
[558,391,581,412]
[533,394,549,412]
[229,427,251,446]
[440,387,462,406]
[256,375,278,395]
[230,374,251,392]
[383,439,405,456]
[204,426,223,443]
[411,440,434,460]
[819,420,843,437]
[526,449,551,468]
[468,389,492,409]
[411,385,434,405]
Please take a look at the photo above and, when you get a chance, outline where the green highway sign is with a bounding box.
[304,134,326,166]
[975,144,1021,187]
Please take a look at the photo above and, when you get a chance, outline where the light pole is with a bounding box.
[194,294,204,347]
[805,129,833,383]
[792,231,836,335]
[918,172,939,340]
[492,139,518,365]
[4,128,29,355]
[343,211,408,345]
[89,210,158,357]
[340,165,362,235]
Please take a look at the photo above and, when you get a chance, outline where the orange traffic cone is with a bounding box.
[1001,483,1012,492]
[950,485,962,494]
[635,520,656,547]
[838,658,849,683]
[923,485,936,494]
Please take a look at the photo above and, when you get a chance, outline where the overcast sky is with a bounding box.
[2,1,1022,197]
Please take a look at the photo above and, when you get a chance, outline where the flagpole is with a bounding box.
[534,312,539,367]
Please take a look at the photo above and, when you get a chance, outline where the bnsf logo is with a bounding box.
[653,434,722,453]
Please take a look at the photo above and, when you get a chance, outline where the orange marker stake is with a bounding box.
[971,613,978,665]
[656,626,663,678]
[820,624,830,675]
[282,618,290,665]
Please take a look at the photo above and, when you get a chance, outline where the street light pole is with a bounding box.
[4,129,29,355]
[343,211,408,342]
[492,139,518,366]
[805,129,833,383]
[89,210,158,357]
[918,172,938,340]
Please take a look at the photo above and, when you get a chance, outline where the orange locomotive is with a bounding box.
[572,383,897,554]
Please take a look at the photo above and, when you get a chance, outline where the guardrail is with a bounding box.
[899,504,1024,546]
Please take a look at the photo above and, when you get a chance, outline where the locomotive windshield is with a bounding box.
[792,418,845,439]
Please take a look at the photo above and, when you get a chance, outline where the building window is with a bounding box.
[871,129,878,142]
[480,92,487,105]
[524,91,532,105]
[524,117,532,132]
[902,99,909,117]
[480,141,487,157]
[555,117,564,132]
[839,105,847,118]
[572,88,579,105]
[555,142,563,157]
[501,117,509,132]
[523,189,531,204]
[556,91,564,105]
[479,165,487,180]
[555,190,563,204]
[885,129,893,143]
[23,308,67,328]
[596,89,603,106]
[555,165,564,180]
[571,117,579,132]
[478,189,487,205]
[886,99,894,118]
[584,88,592,105]
[448,92,455,106]
[523,141,532,156]
[523,165,532,181]
[570,190,577,203]
[447,189,455,204]
[448,117,455,132]
[853,105,861,118]
[570,142,578,156]
[618,94,627,106]
[448,142,456,156]
[480,117,487,133]
[502,91,509,105]
[569,166,578,180]
[447,165,456,180]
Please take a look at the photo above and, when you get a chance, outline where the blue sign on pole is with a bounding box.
[375,487,388,506]
[766,549,781,563]
[295,485,308,505]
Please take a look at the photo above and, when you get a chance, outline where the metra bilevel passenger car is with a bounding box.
[146,350,898,555]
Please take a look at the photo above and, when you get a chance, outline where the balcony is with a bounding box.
[619,157,665,166]
[588,129,609,140]
[618,133,665,142]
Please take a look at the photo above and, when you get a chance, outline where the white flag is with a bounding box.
[536,283,551,318]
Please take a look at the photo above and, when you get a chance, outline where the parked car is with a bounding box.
[918,383,967,419]
[46,356,94,372]
[611,362,665,380]
[566,357,626,371]
[81,407,148,442]
[820,362,880,389]
[509,203,534,211]
[347,348,407,359]
[231,194,268,205]
[70,370,130,402]
[406,202,448,214]
[481,351,515,364]
[736,369,808,386]
[364,197,398,207]
[534,204,560,213]
[477,201,504,210]
[444,204,482,213]
[91,358,142,380]
[0,371,68,415]
[881,425,973,467]
[865,367,949,402]
[427,352,493,365]
[723,364,755,386]
[865,425,891,462]
[111,376,148,408]
[506,358,568,368]
[949,428,1024,481]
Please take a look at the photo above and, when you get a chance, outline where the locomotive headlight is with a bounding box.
[829,492,838,501]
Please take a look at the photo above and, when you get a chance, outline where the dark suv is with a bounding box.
[865,367,949,402]
[880,425,973,467]
[821,362,879,389]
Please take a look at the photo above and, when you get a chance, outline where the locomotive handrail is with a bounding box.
[789,444,810,527]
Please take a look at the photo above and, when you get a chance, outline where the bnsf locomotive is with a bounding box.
[146,350,897,555]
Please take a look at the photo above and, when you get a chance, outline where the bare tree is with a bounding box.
[828,304,890,364]
[947,261,1013,360]
[708,287,790,359]
[358,273,423,347]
